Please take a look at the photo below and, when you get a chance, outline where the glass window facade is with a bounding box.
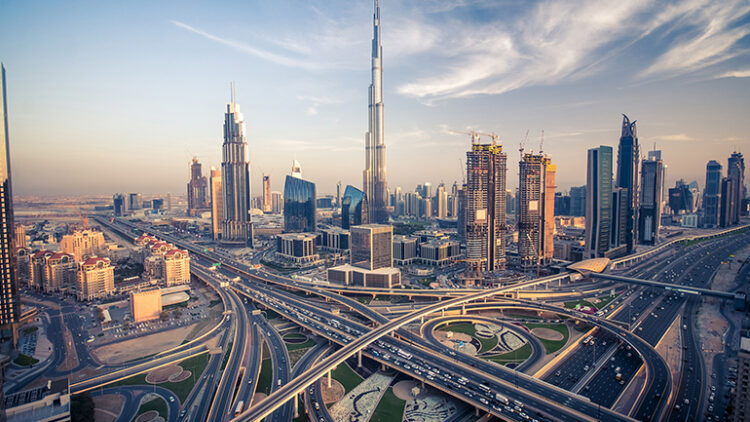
[342,185,369,229]
[283,175,316,233]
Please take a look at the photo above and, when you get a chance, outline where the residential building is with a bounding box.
[585,145,613,258]
[420,239,461,266]
[271,191,283,214]
[77,257,115,301]
[163,248,190,286]
[60,229,105,261]
[14,247,31,287]
[669,179,694,214]
[44,252,77,292]
[14,224,25,248]
[465,134,507,275]
[435,183,448,218]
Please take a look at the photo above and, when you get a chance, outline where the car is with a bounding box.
[169,396,175,403]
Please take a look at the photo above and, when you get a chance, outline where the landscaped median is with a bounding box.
[135,395,168,422]
[108,353,209,402]
[524,322,569,354]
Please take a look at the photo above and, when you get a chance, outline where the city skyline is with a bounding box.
[1,0,750,198]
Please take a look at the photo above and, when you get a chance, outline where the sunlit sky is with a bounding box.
[2,0,749,198]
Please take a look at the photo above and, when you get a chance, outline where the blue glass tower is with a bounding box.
[341,185,369,229]
[283,175,316,233]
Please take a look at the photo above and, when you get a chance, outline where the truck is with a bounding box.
[234,401,244,416]
[495,394,509,405]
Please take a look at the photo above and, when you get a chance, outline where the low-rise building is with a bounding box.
[163,249,191,286]
[129,289,162,323]
[276,233,318,263]
[319,227,350,251]
[327,264,400,288]
[60,229,105,261]
[44,253,77,292]
[393,236,418,265]
[77,257,115,301]
[419,239,461,266]
[4,378,70,422]
[14,247,31,287]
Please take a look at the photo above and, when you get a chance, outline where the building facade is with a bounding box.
[615,115,639,254]
[727,152,746,225]
[363,0,389,223]
[704,160,722,227]
[392,235,418,265]
[61,229,105,261]
[569,186,586,216]
[465,135,507,275]
[220,96,253,246]
[0,64,20,343]
[276,233,318,263]
[187,157,209,216]
[210,167,223,241]
[113,193,127,216]
[638,156,664,244]
[163,249,190,286]
[283,174,316,233]
[351,224,393,271]
[130,289,162,323]
[585,146,613,258]
[342,185,369,230]
[77,257,115,301]
[517,152,555,270]
[262,174,272,213]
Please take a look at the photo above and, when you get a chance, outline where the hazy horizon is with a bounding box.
[2,0,749,198]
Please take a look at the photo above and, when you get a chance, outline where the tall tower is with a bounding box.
[638,153,664,244]
[210,167,223,241]
[517,152,555,270]
[0,63,20,344]
[220,88,253,247]
[262,174,271,213]
[704,160,722,227]
[616,115,639,254]
[465,134,507,279]
[586,146,613,258]
[364,0,389,223]
[727,152,745,224]
[187,157,209,215]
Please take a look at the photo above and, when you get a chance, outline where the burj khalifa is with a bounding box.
[363,0,389,223]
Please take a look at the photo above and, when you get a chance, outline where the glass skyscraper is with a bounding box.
[585,146,613,258]
[342,185,369,230]
[220,93,253,247]
[639,155,664,244]
[703,160,722,227]
[283,175,316,233]
[616,115,639,254]
[350,224,392,271]
[0,63,20,343]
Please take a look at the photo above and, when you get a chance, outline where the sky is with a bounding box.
[1,0,749,198]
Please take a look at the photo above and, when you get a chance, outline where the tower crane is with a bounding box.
[450,129,480,144]
[519,130,529,156]
[539,130,545,155]
[477,132,500,145]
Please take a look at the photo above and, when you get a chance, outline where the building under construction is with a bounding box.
[517,152,556,271]
[464,134,507,280]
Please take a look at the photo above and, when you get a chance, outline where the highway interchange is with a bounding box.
[67,216,749,422]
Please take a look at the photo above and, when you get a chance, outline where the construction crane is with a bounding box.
[477,131,500,145]
[76,208,89,229]
[519,130,529,156]
[539,130,545,155]
[450,129,480,144]
[458,159,465,184]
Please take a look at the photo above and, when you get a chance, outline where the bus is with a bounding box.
[397,349,412,360]
[234,401,244,416]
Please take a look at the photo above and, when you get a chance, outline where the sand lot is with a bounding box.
[531,328,564,341]
[92,325,194,365]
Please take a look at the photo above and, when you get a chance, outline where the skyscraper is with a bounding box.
[435,183,448,218]
[283,161,316,233]
[639,154,664,244]
[517,152,556,270]
[616,115,639,254]
[465,134,507,276]
[728,152,745,224]
[220,91,253,247]
[569,186,586,216]
[585,146,613,259]
[187,157,209,216]
[0,63,20,343]
[210,167,223,241]
[262,174,272,214]
[703,160,722,227]
[363,0,389,223]
[129,193,143,210]
[342,185,369,229]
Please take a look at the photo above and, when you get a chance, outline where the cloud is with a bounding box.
[716,69,750,78]
[171,20,327,70]
[650,133,695,142]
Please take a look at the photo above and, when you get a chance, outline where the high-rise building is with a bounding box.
[14,225,25,249]
[162,248,190,286]
[639,154,664,244]
[517,152,555,270]
[129,193,143,211]
[728,152,745,224]
[77,257,115,301]
[668,179,694,214]
[14,247,31,287]
[342,185,369,230]
[435,183,448,218]
[457,186,466,240]
[735,335,750,422]
[262,174,272,213]
[585,146,613,258]
[210,167,223,241]
[450,182,459,217]
[611,187,628,253]
[187,157,209,216]
[569,186,586,216]
[0,64,20,343]
[220,92,253,247]
[61,229,105,261]
[271,191,283,214]
[615,115,639,254]
[113,193,127,216]
[43,252,77,292]
[363,0,389,223]
[704,160,723,227]
[465,134,507,275]
[283,167,316,233]
[351,224,393,271]
[336,181,342,210]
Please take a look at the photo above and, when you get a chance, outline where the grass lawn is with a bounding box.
[256,359,273,395]
[370,387,405,422]
[525,323,570,354]
[22,326,38,335]
[503,310,544,320]
[136,396,168,419]
[438,322,476,336]
[486,343,532,364]
[286,338,317,351]
[331,362,363,393]
[108,353,209,402]
[264,309,280,320]
[596,294,618,308]
[477,335,499,353]
[221,341,233,370]
[563,299,596,309]
[288,347,312,368]
[208,299,222,308]
[13,354,39,366]
[357,296,373,304]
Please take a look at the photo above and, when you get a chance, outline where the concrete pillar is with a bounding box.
[381,363,386,371]
[461,304,466,315]
[294,393,299,418]
[441,309,445,317]
[475,407,480,416]
[327,370,332,387]
[358,350,362,368]
[420,316,424,324]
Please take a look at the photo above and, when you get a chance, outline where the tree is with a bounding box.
[71,392,95,422]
